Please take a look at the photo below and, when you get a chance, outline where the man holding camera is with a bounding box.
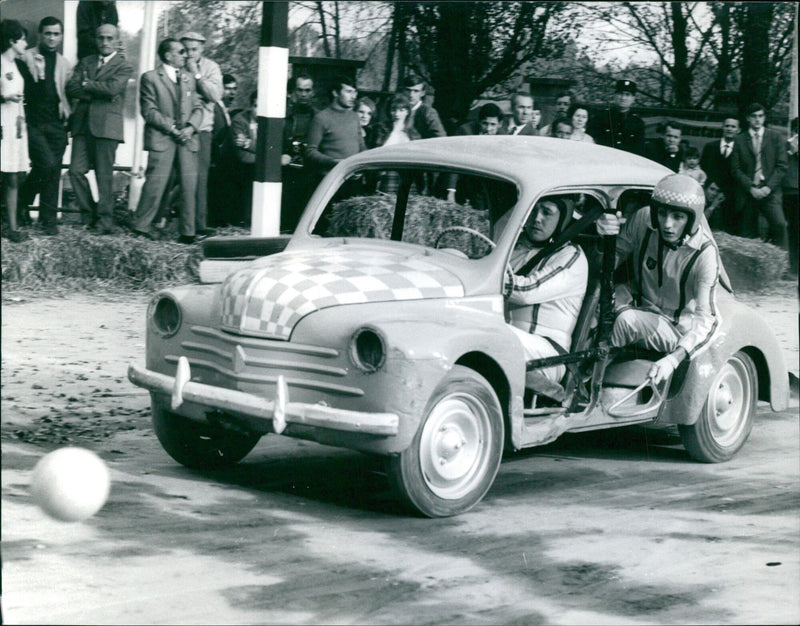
[281,74,317,232]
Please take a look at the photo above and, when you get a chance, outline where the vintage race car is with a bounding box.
[128,136,789,517]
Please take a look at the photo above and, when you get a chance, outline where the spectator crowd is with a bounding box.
[0,10,796,275]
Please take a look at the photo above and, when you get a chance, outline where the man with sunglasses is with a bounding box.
[596,174,721,385]
[132,38,202,244]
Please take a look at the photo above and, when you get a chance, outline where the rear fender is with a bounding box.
[658,299,789,425]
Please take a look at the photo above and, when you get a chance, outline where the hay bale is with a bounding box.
[1,226,204,292]
[325,194,492,257]
[715,231,788,292]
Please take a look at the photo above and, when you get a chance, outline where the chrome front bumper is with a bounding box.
[128,356,399,436]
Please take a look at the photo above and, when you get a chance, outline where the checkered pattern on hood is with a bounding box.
[221,248,465,340]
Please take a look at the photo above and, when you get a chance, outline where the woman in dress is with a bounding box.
[568,103,595,144]
[1,20,30,242]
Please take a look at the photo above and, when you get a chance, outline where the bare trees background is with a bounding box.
[158,1,796,121]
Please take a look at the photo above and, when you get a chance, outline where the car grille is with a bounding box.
[163,325,363,398]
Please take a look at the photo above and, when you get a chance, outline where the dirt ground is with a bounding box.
[1,290,798,625]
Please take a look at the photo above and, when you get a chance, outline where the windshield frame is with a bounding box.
[302,161,523,260]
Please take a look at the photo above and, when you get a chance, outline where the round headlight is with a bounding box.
[350,327,386,372]
[149,295,181,337]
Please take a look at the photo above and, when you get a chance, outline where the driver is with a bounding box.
[506,198,589,382]
[597,173,721,385]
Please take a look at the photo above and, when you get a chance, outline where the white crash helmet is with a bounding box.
[649,173,705,237]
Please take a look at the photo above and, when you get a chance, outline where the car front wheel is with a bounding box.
[389,366,504,517]
[152,400,261,469]
[679,351,757,463]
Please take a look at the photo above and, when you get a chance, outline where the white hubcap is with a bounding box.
[707,358,750,447]
[419,393,492,499]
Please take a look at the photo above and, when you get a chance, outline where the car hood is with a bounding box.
[220,247,465,340]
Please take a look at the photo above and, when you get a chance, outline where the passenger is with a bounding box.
[597,173,721,384]
[506,198,589,382]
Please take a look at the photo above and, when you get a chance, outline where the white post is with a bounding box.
[128,1,159,212]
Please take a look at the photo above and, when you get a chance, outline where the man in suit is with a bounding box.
[731,102,788,247]
[500,93,538,136]
[132,38,203,244]
[592,79,645,155]
[212,73,237,161]
[645,120,683,172]
[180,31,222,236]
[402,76,446,139]
[66,23,132,234]
[18,16,73,235]
[700,117,740,232]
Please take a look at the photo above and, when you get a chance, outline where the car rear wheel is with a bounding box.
[679,351,757,463]
[152,400,260,469]
[389,366,504,517]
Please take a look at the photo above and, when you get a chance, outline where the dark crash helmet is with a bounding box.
[535,196,574,241]
[649,173,705,238]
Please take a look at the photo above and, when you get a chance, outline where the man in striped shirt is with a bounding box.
[506,197,589,383]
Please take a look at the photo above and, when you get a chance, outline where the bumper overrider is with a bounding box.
[128,356,399,436]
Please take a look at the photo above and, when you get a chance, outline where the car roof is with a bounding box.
[347,135,673,189]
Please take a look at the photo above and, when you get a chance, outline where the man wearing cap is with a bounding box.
[592,79,645,156]
[180,31,222,236]
[505,197,588,384]
[596,173,721,384]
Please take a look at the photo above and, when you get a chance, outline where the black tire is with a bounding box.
[679,351,757,463]
[388,366,504,517]
[152,401,260,469]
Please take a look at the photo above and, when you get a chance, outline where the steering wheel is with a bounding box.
[433,226,496,256]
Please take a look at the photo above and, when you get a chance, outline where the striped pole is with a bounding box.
[252,1,289,236]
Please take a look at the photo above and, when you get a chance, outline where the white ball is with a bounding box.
[30,447,111,522]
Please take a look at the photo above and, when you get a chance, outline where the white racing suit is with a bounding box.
[507,241,589,382]
[612,208,720,357]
